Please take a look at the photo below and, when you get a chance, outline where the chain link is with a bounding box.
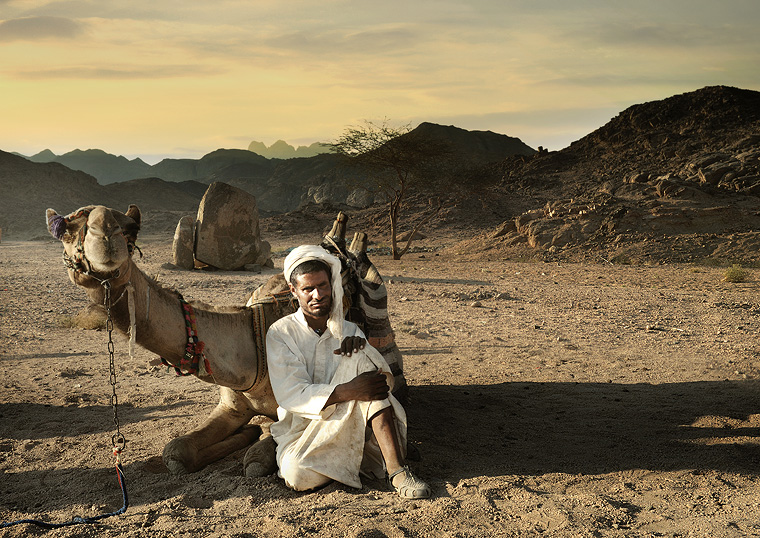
[103,281,126,453]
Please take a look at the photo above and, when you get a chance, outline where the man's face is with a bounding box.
[290,270,333,321]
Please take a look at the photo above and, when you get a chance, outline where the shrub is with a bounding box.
[723,264,749,283]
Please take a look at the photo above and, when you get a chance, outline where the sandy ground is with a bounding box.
[3,233,760,537]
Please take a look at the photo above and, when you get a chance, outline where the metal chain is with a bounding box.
[103,281,126,455]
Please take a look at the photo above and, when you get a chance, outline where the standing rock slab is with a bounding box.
[172,215,195,270]
[194,182,266,271]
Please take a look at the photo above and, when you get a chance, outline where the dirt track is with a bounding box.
[3,235,760,537]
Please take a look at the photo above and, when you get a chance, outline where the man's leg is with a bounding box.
[369,407,431,499]
[369,407,404,475]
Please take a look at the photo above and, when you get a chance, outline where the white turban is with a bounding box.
[283,245,344,340]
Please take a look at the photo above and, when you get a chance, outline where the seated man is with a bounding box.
[266,245,431,499]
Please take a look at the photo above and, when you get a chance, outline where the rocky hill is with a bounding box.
[446,86,760,264]
[0,151,201,239]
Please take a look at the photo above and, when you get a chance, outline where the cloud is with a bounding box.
[265,25,420,56]
[0,16,84,42]
[8,64,225,80]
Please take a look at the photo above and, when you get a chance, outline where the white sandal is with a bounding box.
[388,466,431,499]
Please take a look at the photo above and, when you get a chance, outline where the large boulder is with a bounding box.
[194,182,268,270]
[172,215,195,270]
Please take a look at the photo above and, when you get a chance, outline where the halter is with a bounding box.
[57,209,140,286]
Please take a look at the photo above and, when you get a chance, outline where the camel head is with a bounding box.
[46,204,141,287]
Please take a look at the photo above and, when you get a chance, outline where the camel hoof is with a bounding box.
[163,437,198,475]
[243,436,277,477]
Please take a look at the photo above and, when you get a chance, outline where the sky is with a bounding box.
[1,1,759,164]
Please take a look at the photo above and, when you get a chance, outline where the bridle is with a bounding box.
[59,209,140,291]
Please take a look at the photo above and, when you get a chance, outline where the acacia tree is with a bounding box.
[330,120,451,260]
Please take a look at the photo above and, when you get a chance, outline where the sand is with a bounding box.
[2,234,760,537]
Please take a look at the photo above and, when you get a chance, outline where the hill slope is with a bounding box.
[447,86,760,263]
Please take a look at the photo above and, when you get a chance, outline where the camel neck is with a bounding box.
[81,259,260,391]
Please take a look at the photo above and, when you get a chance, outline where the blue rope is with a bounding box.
[1,463,128,530]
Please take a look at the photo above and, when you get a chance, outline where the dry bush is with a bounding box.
[723,264,750,283]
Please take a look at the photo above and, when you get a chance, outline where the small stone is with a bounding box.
[470,301,482,308]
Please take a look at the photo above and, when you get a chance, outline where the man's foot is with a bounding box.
[388,466,431,499]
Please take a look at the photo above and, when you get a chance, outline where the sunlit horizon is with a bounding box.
[2,1,758,165]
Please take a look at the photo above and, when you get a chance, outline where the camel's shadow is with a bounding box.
[0,401,197,441]
[407,380,760,479]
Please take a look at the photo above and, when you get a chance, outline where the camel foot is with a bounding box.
[163,436,199,475]
[163,425,262,475]
[243,435,277,477]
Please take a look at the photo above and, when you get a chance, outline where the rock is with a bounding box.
[172,215,195,270]
[346,188,375,208]
[254,240,272,266]
[490,221,518,238]
[243,264,262,273]
[194,182,267,271]
[698,164,736,185]
[398,230,426,242]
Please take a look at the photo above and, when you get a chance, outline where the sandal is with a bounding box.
[388,466,431,499]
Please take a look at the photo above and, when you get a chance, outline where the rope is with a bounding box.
[0,464,128,529]
[0,278,129,529]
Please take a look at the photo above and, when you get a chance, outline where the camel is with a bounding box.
[45,204,405,477]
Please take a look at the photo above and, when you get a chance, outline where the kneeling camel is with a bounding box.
[46,205,405,477]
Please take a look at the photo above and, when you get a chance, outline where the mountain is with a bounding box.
[410,122,536,162]
[26,148,153,184]
[450,85,760,263]
[9,94,759,266]
[248,140,328,159]
[0,150,200,238]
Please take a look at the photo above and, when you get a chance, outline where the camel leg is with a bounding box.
[163,387,258,474]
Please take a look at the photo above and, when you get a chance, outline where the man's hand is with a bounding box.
[334,336,366,356]
[323,369,389,408]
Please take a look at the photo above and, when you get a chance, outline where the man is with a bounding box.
[266,245,431,499]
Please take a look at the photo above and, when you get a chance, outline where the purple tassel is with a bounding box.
[50,214,67,240]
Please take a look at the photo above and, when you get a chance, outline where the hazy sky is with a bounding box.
[2,1,758,163]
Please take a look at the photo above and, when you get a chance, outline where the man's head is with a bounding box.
[288,260,333,321]
[282,245,344,338]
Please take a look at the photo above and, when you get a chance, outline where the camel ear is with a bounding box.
[46,208,67,240]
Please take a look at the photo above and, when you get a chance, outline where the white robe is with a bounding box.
[266,309,407,490]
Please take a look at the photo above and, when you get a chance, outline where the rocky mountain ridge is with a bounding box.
[3,88,759,266]
[0,122,535,239]
[448,86,760,264]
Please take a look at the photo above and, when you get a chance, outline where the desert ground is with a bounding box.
[3,230,760,537]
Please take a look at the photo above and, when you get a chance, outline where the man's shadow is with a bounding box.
[406,380,760,479]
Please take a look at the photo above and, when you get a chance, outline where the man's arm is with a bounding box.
[322,369,389,410]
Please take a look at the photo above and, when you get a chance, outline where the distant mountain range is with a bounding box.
[2,122,536,238]
[247,140,329,159]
